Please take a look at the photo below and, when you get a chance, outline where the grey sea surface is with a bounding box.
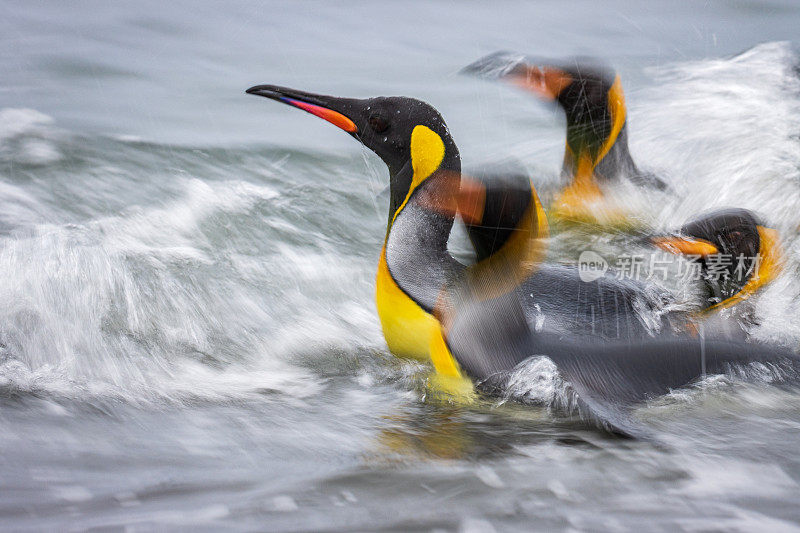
[2,1,800,530]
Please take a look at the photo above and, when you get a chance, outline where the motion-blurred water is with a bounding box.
[2,1,800,530]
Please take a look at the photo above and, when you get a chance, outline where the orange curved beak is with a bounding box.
[652,236,718,257]
[246,85,358,134]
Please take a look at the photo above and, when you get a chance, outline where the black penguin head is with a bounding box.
[654,208,770,304]
[246,85,459,204]
[679,209,761,262]
[522,60,620,160]
[553,62,615,125]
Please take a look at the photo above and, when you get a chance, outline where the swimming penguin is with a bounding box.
[463,52,667,226]
[653,208,782,333]
[246,85,799,436]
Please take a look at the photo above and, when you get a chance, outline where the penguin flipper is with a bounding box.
[460,51,529,80]
[629,169,670,191]
[444,291,651,438]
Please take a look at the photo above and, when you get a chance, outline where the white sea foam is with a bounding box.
[0,108,54,141]
[502,356,576,412]
[632,42,800,343]
[97,177,279,262]
[0,176,337,405]
[0,107,61,164]
[637,42,800,230]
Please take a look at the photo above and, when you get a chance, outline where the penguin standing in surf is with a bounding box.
[246,84,799,436]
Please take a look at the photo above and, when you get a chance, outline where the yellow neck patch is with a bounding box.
[551,75,630,226]
[561,74,627,173]
[377,124,451,363]
[595,75,627,167]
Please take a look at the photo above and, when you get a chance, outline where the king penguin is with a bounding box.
[463,52,667,226]
[653,207,783,337]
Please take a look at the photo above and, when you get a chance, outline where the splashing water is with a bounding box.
[3,0,800,528]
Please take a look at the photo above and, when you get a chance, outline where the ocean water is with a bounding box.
[2,1,800,530]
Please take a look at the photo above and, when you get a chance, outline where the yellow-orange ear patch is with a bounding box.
[390,125,447,225]
[410,125,445,185]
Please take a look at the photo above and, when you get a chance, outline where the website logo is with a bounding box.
[578,250,608,282]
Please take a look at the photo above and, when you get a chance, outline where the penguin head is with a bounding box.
[246,85,459,217]
[462,53,624,158]
[654,208,780,306]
